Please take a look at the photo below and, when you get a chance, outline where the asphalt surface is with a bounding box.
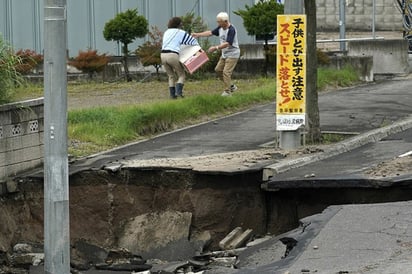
[66,75,412,176]
[236,77,412,273]
[233,201,412,274]
[263,128,412,189]
[68,103,278,175]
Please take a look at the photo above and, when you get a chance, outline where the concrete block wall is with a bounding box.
[240,44,267,59]
[327,55,374,82]
[348,39,410,74]
[0,98,44,181]
[316,0,402,31]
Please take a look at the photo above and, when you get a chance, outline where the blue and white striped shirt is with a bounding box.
[162,28,199,53]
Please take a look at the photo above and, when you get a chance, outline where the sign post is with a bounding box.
[276,14,307,149]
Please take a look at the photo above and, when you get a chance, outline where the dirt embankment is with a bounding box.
[0,167,273,266]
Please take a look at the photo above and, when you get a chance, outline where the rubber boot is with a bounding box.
[175,83,184,98]
[169,86,177,99]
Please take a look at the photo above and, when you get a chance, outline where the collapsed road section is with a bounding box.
[1,146,412,274]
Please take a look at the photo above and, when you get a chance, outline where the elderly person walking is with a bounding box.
[192,12,240,96]
[161,17,199,98]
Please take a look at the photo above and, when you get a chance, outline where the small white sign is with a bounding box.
[276,114,305,131]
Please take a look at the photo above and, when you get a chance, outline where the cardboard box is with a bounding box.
[179,45,209,74]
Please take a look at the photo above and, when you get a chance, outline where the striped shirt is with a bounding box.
[162,28,199,53]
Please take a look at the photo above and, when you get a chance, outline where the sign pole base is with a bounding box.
[279,130,301,150]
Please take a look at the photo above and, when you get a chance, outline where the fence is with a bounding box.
[0,98,44,181]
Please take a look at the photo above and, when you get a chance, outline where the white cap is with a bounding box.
[216,12,229,21]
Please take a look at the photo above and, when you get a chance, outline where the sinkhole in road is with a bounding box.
[1,167,412,272]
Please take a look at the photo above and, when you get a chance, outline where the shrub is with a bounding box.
[181,12,208,34]
[69,49,110,79]
[14,49,43,74]
[136,26,162,78]
[194,39,220,75]
[0,35,23,103]
[317,49,331,66]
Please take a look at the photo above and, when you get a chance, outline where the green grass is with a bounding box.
[320,133,348,144]
[11,66,361,157]
[317,65,360,90]
[0,35,24,103]
[69,66,360,156]
[68,84,276,156]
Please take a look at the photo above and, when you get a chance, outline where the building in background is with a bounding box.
[0,0,256,56]
[0,0,403,57]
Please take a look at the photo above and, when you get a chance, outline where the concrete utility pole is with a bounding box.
[372,0,376,39]
[43,0,70,273]
[339,0,346,51]
[279,0,304,149]
[284,0,303,14]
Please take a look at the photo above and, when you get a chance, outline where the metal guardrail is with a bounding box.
[316,37,385,43]
[262,35,411,53]
[258,36,386,45]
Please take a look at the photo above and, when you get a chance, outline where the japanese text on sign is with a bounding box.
[276,14,306,131]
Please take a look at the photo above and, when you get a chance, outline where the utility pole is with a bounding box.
[372,0,376,39]
[284,0,303,14]
[279,0,304,149]
[43,0,70,273]
[339,0,346,51]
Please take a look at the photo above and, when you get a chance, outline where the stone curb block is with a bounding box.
[219,227,243,250]
[262,115,412,181]
[227,229,254,250]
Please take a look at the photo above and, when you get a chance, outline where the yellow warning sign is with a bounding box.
[276,14,306,131]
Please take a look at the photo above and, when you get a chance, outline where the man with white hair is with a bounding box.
[193,12,240,96]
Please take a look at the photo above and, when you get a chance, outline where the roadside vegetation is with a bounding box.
[0,36,24,104]
[11,65,359,157]
[317,65,360,89]
[68,80,275,156]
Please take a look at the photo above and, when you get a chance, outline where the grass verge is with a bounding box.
[317,65,359,90]
[68,83,276,156]
[12,66,361,157]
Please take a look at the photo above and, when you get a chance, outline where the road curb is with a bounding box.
[262,114,412,181]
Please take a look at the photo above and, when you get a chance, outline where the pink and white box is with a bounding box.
[179,45,209,74]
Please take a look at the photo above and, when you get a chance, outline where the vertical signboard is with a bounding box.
[276,14,306,131]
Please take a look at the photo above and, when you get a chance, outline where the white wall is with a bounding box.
[0,0,405,56]
[0,0,256,56]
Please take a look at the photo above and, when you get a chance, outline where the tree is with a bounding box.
[136,13,208,80]
[103,8,148,81]
[69,49,110,79]
[304,0,321,143]
[136,26,163,79]
[181,12,208,34]
[234,0,284,75]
